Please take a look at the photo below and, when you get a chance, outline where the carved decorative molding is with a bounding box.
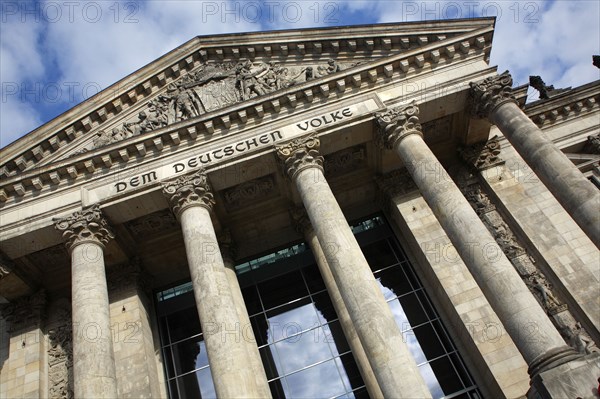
[107,257,151,293]
[125,210,178,238]
[217,229,236,264]
[48,300,73,399]
[223,175,277,210]
[290,206,312,235]
[53,204,115,250]
[0,29,495,202]
[275,134,323,179]
[0,251,14,280]
[375,101,422,150]
[1,290,46,332]
[459,135,504,171]
[459,178,598,354]
[583,133,600,154]
[162,169,215,217]
[375,168,418,199]
[469,70,518,118]
[323,145,366,177]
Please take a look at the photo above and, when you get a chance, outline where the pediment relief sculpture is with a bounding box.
[88,58,360,151]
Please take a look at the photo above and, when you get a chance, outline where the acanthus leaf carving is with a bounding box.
[459,135,504,171]
[275,134,323,179]
[53,204,114,250]
[469,70,518,118]
[374,101,422,150]
[583,133,600,154]
[1,290,46,332]
[162,169,215,217]
[48,300,73,399]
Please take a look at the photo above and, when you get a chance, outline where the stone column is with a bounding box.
[54,205,118,398]
[217,230,272,398]
[291,207,384,398]
[275,135,431,398]
[162,170,261,398]
[375,102,580,378]
[470,71,600,247]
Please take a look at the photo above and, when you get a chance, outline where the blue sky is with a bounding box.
[1,0,599,149]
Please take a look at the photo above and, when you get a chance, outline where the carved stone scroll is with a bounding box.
[459,135,504,171]
[469,70,518,118]
[1,290,46,332]
[53,204,114,250]
[275,134,323,179]
[162,169,215,217]
[374,101,422,150]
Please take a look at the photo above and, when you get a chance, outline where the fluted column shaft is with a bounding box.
[219,232,272,398]
[471,71,600,247]
[276,136,431,398]
[376,103,579,377]
[54,205,118,399]
[292,208,384,398]
[162,171,260,398]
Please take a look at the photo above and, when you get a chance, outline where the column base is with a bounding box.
[527,346,581,377]
[527,352,600,399]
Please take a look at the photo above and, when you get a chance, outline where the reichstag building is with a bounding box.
[1,18,599,399]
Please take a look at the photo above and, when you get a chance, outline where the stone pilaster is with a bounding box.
[376,103,579,379]
[47,299,74,399]
[470,71,600,247]
[0,290,48,399]
[54,204,118,399]
[162,169,262,398]
[276,136,431,398]
[290,207,384,399]
[107,258,162,398]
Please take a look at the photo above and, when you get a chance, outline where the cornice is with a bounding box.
[0,20,494,178]
[523,80,600,128]
[0,25,494,204]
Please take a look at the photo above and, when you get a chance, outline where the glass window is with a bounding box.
[156,215,481,399]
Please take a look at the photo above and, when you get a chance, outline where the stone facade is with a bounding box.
[1,19,599,399]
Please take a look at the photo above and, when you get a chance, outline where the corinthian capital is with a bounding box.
[54,204,115,250]
[469,71,518,118]
[275,134,323,180]
[375,101,422,150]
[162,169,215,218]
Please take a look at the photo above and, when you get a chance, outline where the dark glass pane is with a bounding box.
[285,359,347,398]
[167,378,180,399]
[177,368,215,399]
[302,263,326,293]
[361,240,397,272]
[162,345,175,377]
[274,326,333,374]
[401,261,421,290]
[335,353,365,391]
[269,378,288,399]
[250,314,269,347]
[415,289,437,319]
[375,266,413,299]
[323,321,350,355]
[312,291,337,324]
[432,319,455,352]
[450,352,474,387]
[413,323,446,360]
[260,346,284,380]
[168,307,201,342]
[351,387,370,399]
[388,238,408,263]
[241,285,262,316]
[159,316,170,344]
[398,292,430,326]
[430,356,463,395]
[172,336,209,375]
[259,270,307,310]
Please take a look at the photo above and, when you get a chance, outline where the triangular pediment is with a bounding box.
[0,19,497,178]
